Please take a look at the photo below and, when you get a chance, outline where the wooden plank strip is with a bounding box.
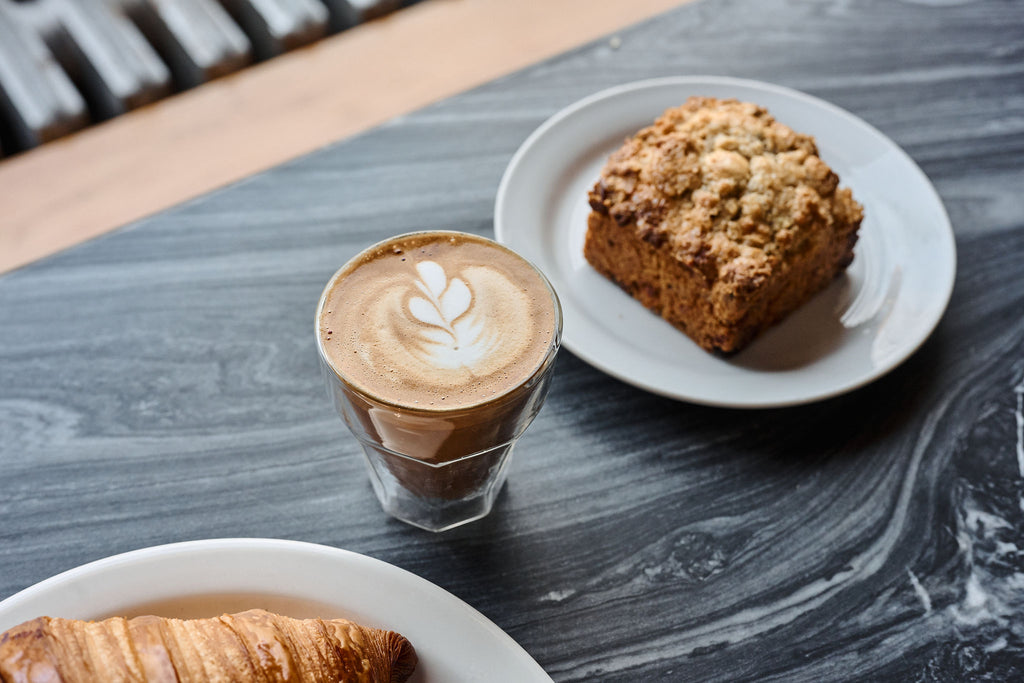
[0,0,688,274]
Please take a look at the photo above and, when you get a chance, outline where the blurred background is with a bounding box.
[0,0,682,273]
[0,0,420,155]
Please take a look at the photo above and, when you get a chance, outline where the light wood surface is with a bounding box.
[0,0,687,274]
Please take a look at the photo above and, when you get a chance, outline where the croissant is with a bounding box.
[0,608,416,683]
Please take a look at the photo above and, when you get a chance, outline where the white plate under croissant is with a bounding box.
[0,538,552,683]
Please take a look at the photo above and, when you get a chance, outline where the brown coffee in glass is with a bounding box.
[315,231,561,531]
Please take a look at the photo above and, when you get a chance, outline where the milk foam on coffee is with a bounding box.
[318,232,557,411]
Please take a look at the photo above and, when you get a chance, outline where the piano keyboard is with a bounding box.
[0,0,412,157]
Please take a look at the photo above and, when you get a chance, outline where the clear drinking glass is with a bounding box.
[315,232,562,532]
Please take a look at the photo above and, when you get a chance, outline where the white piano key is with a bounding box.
[125,0,252,87]
[323,0,400,30]
[39,0,172,117]
[218,0,328,59]
[0,0,88,148]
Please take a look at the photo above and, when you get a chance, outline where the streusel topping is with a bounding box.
[588,97,863,287]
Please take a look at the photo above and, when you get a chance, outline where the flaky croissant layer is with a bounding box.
[0,608,416,683]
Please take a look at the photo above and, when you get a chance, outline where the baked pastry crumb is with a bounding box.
[584,96,863,353]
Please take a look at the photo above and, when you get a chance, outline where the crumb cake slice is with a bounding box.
[584,96,863,353]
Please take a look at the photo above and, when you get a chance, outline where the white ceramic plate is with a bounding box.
[495,76,956,408]
[0,538,552,683]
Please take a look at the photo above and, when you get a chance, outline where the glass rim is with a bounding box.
[314,230,563,415]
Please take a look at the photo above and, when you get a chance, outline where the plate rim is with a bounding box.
[0,537,552,682]
[494,75,956,408]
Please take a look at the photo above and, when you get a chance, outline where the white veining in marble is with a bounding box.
[1014,374,1024,478]
[907,569,933,614]
[947,375,1024,655]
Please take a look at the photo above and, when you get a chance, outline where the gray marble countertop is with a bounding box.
[2,0,1023,679]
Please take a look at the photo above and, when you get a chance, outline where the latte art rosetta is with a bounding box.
[318,231,558,410]
[406,261,500,369]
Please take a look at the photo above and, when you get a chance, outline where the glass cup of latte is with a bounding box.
[315,231,562,532]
